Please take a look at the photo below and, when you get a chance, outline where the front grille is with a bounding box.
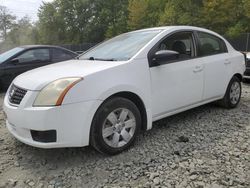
[8,85,27,105]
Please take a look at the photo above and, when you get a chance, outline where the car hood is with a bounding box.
[13,60,125,91]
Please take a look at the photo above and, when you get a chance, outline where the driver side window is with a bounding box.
[158,32,195,60]
[17,49,50,63]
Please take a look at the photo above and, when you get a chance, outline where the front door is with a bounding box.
[149,31,204,118]
[3,48,51,86]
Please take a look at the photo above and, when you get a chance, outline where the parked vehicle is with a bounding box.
[3,26,245,155]
[244,52,250,80]
[0,45,78,90]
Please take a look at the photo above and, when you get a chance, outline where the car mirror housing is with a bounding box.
[152,50,179,65]
[11,58,19,64]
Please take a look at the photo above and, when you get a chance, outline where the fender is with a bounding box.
[95,85,153,130]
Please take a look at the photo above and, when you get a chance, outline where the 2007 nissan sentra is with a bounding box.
[3,26,246,155]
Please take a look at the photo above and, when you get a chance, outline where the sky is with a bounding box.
[1,0,54,21]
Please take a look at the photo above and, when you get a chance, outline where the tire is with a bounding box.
[219,76,242,108]
[90,97,141,155]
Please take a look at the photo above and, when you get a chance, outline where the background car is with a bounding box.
[0,45,78,90]
[244,52,250,80]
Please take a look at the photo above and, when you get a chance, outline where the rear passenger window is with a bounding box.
[17,49,50,63]
[52,48,73,62]
[197,32,227,56]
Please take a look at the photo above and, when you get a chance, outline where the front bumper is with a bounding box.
[3,89,102,148]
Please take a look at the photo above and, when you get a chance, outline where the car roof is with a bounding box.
[131,26,226,43]
[135,26,219,35]
[19,45,78,54]
[137,25,206,31]
[20,45,59,49]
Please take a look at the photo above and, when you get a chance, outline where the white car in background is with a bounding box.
[3,26,245,155]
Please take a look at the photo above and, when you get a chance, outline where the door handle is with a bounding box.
[193,65,203,73]
[224,59,231,65]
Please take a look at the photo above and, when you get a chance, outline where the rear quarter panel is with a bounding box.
[229,50,246,78]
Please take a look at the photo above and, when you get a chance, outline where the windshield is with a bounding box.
[0,47,24,63]
[79,30,162,61]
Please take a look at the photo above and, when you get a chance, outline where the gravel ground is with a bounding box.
[0,84,250,188]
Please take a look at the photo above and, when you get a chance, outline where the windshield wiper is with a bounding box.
[88,57,117,61]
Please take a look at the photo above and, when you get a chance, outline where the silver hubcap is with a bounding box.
[230,82,241,105]
[102,108,136,148]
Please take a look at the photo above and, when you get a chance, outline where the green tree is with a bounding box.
[128,0,166,30]
[7,16,38,45]
[128,0,148,30]
[37,1,67,44]
[32,0,250,45]
[0,16,39,52]
[37,0,129,44]
[100,0,129,38]
[0,5,16,40]
[146,0,168,27]
[159,0,203,26]
[244,0,250,18]
[202,0,250,37]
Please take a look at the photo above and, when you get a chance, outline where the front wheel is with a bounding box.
[219,76,242,108]
[90,97,141,155]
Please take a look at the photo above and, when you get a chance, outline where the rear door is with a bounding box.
[4,48,51,85]
[196,31,232,100]
[51,48,76,63]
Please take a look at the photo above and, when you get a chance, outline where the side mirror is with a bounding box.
[11,58,19,64]
[152,50,179,65]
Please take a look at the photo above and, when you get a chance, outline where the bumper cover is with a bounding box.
[3,90,102,148]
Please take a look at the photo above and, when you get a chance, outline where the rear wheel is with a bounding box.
[90,97,141,155]
[219,76,241,108]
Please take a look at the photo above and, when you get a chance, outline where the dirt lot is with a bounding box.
[0,84,250,188]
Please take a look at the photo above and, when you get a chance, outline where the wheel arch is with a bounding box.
[93,91,148,132]
[108,92,148,131]
[233,73,243,82]
[223,73,243,96]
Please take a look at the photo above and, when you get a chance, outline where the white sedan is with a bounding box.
[3,26,245,155]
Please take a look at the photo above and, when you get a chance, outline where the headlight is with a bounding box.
[33,77,83,107]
